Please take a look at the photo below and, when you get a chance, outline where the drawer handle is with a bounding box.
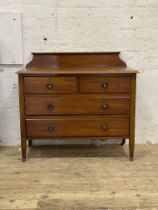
[48,125,54,132]
[102,82,108,90]
[100,125,108,131]
[47,83,54,89]
[47,104,54,111]
[101,103,108,109]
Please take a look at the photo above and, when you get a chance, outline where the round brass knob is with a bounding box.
[47,104,54,111]
[100,125,108,131]
[47,83,53,89]
[102,83,108,90]
[48,125,54,132]
[101,103,108,109]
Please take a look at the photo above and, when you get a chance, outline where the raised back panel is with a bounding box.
[26,52,126,69]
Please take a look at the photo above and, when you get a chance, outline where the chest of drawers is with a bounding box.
[17,52,137,161]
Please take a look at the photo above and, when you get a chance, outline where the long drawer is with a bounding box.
[79,76,131,93]
[25,95,130,115]
[26,116,129,137]
[24,77,77,94]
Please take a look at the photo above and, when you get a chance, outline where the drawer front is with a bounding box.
[79,76,131,93]
[26,117,129,137]
[25,96,130,115]
[24,77,77,94]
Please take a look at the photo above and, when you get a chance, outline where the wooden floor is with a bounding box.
[0,144,158,210]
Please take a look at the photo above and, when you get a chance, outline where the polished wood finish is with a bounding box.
[17,52,137,161]
[25,95,130,115]
[18,75,27,161]
[79,76,131,93]
[26,52,126,68]
[129,74,136,161]
[24,77,77,94]
[26,116,129,138]
[18,68,137,75]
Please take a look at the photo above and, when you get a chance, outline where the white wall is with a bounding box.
[0,13,23,64]
[0,0,158,145]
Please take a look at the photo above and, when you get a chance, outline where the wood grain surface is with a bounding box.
[26,116,129,138]
[26,52,126,68]
[24,77,77,94]
[0,145,158,209]
[17,53,137,161]
[79,76,131,93]
[25,95,130,115]
[17,68,138,75]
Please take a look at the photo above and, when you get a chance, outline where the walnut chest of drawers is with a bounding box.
[17,52,137,161]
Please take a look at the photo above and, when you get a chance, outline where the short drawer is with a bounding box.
[79,76,131,93]
[26,116,129,137]
[25,96,130,115]
[24,77,77,94]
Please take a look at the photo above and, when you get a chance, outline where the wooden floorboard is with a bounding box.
[0,144,158,210]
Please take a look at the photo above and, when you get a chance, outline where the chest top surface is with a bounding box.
[17,52,137,75]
